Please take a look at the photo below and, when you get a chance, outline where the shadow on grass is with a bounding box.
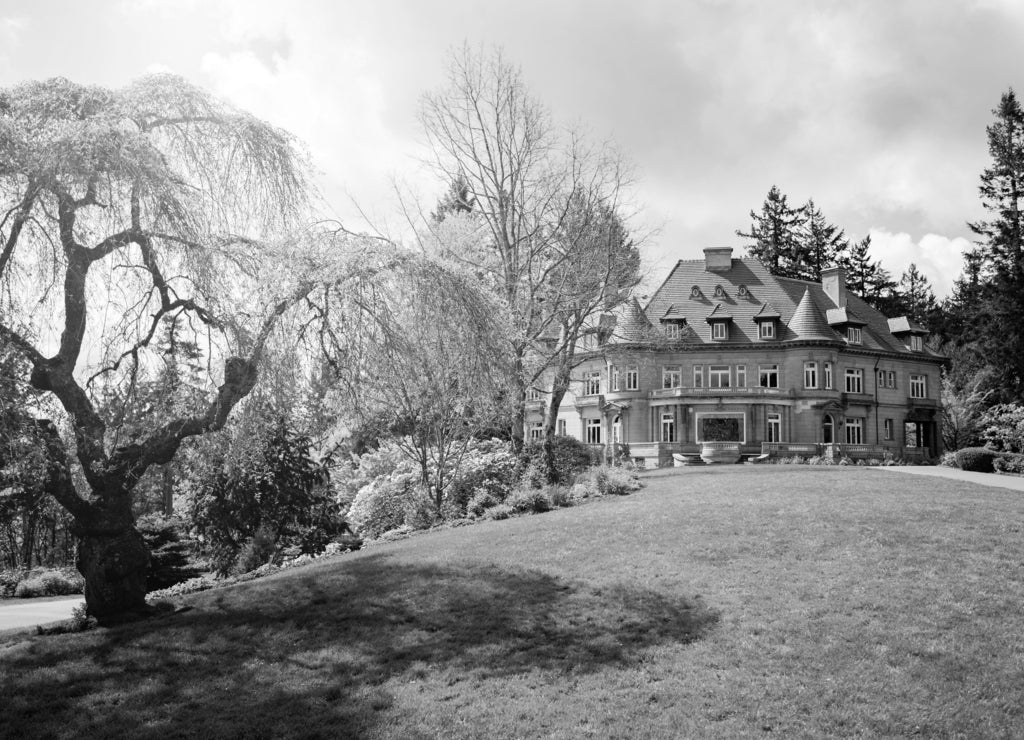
[1,554,717,739]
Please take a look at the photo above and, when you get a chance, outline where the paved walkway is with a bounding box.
[870,465,1024,492]
[0,595,84,632]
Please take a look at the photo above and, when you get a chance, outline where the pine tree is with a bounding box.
[895,263,939,325]
[737,185,806,278]
[839,235,895,309]
[431,173,476,223]
[799,199,849,281]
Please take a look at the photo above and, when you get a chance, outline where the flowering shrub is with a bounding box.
[981,403,1024,453]
[445,439,519,515]
[346,467,424,539]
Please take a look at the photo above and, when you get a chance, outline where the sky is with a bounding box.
[1,0,1021,298]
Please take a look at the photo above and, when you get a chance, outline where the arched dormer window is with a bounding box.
[690,285,702,299]
[713,285,727,299]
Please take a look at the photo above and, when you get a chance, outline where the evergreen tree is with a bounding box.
[430,173,476,223]
[799,199,849,281]
[893,263,941,329]
[839,235,895,309]
[737,185,806,278]
[963,89,1024,400]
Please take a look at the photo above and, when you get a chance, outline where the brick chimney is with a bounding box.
[821,266,847,307]
[703,247,733,272]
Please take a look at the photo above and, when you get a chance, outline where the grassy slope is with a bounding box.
[2,467,1023,739]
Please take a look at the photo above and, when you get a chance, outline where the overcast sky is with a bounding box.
[2,0,1020,297]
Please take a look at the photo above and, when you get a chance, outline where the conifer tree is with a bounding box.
[799,199,849,281]
[737,185,805,278]
[838,235,895,309]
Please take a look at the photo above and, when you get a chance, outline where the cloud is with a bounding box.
[866,229,971,298]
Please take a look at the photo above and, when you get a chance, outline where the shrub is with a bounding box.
[0,569,26,598]
[547,484,575,508]
[346,467,423,539]
[939,451,959,468]
[14,568,84,598]
[602,466,642,495]
[232,526,278,575]
[467,491,500,517]
[522,436,596,483]
[445,439,519,515]
[484,504,513,520]
[837,456,853,466]
[507,487,553,514]
[993,454,1024,475]
[137,514,203,592]
[954,446,1004,473]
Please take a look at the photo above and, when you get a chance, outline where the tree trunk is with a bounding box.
[76,498,151,624]
[541,363,572,484]
[161,464,175,516]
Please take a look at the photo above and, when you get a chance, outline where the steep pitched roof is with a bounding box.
[787,289,838,342]
[661,303,687,320]
[606,297,658,344]
[753,302,782,321]
[705,303,733,323]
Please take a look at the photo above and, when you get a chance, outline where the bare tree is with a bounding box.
[420,45,641,457]
[0,75,323,622]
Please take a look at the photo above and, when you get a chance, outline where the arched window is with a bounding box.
[823,414,834,444]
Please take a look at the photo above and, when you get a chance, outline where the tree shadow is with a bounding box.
[1,554,718,738]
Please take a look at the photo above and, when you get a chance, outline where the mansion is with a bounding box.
[526,248,945,467]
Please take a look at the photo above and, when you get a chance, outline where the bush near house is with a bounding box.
[993,454,1024,475]
[953,447,1007,473]
[522,436,596,483]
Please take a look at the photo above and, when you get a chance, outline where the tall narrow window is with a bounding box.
[665,323,681,340]
[759,321,775,340]
[557,419,566,436]
[692,365,703,388]
[625,366,639,390]
[712,322,728,340]
[660,413,676,443]
[709,365,731,388]
[910,374,927,399]
[585,419,602,444]
[883,418,893,440]
[910,335,923,352]
[584,371,601,396]
[759,364,779,388]
[529,423,544,440]
[886,370,896,388]
[877,369,886,387]
[736,365,747,387]
[845,417,864,444]
[847,327,862,344]
[611,367,621,392]
[824,362,833,390]
[804,361,818,389]
[663,366,682,389]
[845,368,863,394]
[767,413,782,443]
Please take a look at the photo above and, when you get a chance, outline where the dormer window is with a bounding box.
[759,321,775,340]
[910,335,923,352]
[713,285,727,299]
[665,323,681,340]
[752,302,781,341]
[847,326,862,345]
[711,322,728,340]
[690,285,702,299]
[737,284,749,297]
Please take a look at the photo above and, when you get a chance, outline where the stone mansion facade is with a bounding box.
[526,248,945,467]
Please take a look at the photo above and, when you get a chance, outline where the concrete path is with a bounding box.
[870,464,1024,492]
[0,595,84,632]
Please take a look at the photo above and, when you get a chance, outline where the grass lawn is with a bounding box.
[3,466,1024,738]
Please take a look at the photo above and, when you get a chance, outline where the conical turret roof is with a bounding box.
[787,289,837,341]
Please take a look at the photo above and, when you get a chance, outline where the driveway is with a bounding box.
[0,595,84,632]
[870,464,1024,492]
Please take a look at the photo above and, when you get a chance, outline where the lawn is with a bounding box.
[2,466,1024,738]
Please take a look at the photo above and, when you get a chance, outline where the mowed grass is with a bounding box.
[3,467,1024,739]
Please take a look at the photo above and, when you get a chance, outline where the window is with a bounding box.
[877,369,886,387]
[692,365,703,388]
[884,418,894,440]
[660,413,676,443]
[712,322,728,340]
[665,323,681,340]
[625,366,639,391]
[910,374,927,399]
[709,365,731,388]
[847,326,862,344]
[690,285,702,298]
[824,362,833,390]
[527,386,543,402]
[845,368,863,394]
[557,419,566,436]
[529,423,544,440]
[663,366,682,389]
[585,419,602,444]
[886,370,896,388]
[767,413,782,443]
[584,371,601,396]
[736,365,746,387]
[804,361,818,389]
[759,364,779,388]
[845,417,864,444]
[910,335,923,352]
[611,367,621,392]
[759,321,775,340]
[714,285,726,298]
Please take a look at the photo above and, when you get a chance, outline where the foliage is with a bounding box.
[993,454,1024,474]
[953,447,1005,473]
[136,514,203,592]
[233,526,279,575]
[736,185,807,278]
[189,418,344,574]
[484,504,513,521]
[345,466,424,539]
[466,491,501,518]
[13,567,84,598]
[980,403,1024,453]
[838,235,895,310]
[443,439,519,516]
[942,369,994,451]
[506,487,553,514]
[522,435,595,484]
